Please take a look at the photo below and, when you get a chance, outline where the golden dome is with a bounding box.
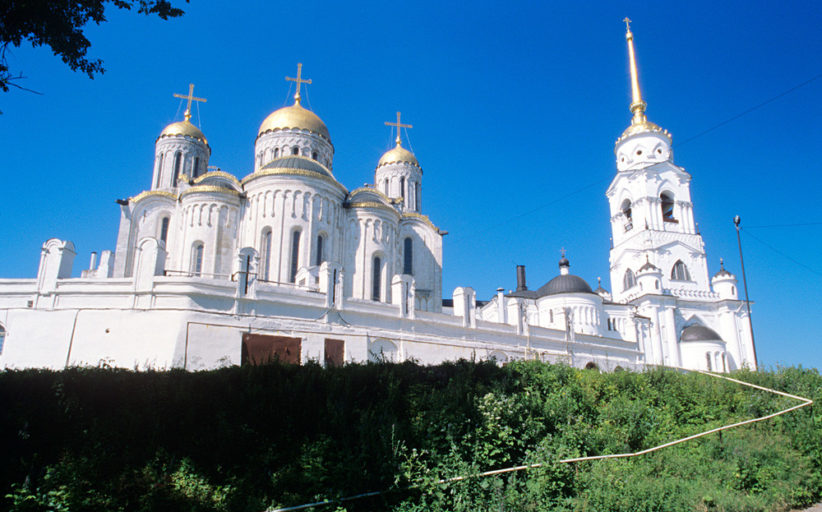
[159,119,208,145]
[377,143,419,168]
[258,103,330,141]
[617,118,670,144]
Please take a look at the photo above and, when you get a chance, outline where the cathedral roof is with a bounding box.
[377,143,420,169]
[258,103,330,142]
[259,155,334,179]
[158,119,208,145]
[680,325,724,343]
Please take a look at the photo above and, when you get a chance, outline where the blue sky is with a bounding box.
[1,1,820,370]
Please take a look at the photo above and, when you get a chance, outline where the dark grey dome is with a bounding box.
[714,258,734,279]
[537,274,594,297]
[680,325,724,343]
[261,155,333,178]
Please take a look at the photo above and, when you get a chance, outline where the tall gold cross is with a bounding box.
[623,17,632,32]
[385,111,413,145]
[285,63,312,104]
[173,83,207,122]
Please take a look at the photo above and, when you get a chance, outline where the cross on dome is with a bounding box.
[385,111,412,146]
[173,83,207,122]
[286,63,312,105]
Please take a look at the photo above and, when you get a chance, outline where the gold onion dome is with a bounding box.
[258,102,330,141]
[377,143,419,168]
[159,119,208,145]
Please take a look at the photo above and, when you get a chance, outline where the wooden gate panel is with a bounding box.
[324,338,344,367]
[241,333,301,366]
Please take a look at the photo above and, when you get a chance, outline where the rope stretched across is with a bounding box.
[266,368,814,512]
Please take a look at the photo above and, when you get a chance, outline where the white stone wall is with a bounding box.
[254,129,333,170]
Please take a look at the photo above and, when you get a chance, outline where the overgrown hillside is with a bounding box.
[1,361,820,512]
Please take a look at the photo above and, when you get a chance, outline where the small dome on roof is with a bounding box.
[713,258,734,279]
[378,143,419,168]
[537,254,593,297]
[159,119,207,145]
[638,255,659,273]
[617,118,670,144]
[680,325,724,343]
[258,102,330,141]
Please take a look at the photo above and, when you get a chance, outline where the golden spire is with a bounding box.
[173,83,207,122]
[623,17,647,125]
[384,111,413,146]
[285,63,312,105]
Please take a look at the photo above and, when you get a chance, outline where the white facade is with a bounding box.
[0,31,756,373]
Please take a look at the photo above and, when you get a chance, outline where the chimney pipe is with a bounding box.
[516,265,527,291]
[89,251,98,271]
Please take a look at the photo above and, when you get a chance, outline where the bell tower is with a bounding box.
[606,20,710,303]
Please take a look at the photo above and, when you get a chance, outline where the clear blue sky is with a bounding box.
[1,1,820,370]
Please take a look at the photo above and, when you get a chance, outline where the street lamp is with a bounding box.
[734,215,758,369]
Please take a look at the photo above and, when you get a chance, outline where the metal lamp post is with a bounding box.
[734,215,758,369]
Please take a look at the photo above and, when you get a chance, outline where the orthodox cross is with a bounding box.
[623,17,632,31]
[385,111,413,145]
[173,83,207,122]
[286,63,312,104]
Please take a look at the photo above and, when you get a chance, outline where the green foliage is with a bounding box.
[1,361,820,511]
[0,0,186,94]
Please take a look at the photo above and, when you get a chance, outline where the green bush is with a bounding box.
[1,361,819,511]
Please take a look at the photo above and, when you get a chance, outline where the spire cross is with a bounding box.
[385,111,413,146]
[285,63,312,104]
[173,83,207,122]
[623,17,632,32]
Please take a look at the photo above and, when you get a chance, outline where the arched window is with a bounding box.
[660,192,676,222]
[623,269,636,291]
[191,242,204,277]
[315,234,325,267]
[261,229,272,281]
[403,237,413,275]
[400,177,406,200]
[292,146,300,156]
[705,352,712,371]
[550,310,554,323]
[172,151,182,186]
[621,199,633,230]
[193,156,200,178]
[671,260,691,281]
[274,147,280,158]
[372,256,382,301]
[154,153,163,189]
[415,182,421,210]
[0,324,5,355]
[312,151,318,160]
[289,230,301,283]
[383,179,389,196]
[159,217,170,244]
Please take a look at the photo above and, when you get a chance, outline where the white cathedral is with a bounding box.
[0,25,756,372]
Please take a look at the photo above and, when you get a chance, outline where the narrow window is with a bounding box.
[403,237,413,275]
[623,269,636,291]
[315,234,325,266]
[621,199,633,231]
[312,151,318,160]
[705,352,712,371]
[383,179,389,196]
[191,243,204,277]
[400,177,406,200]
[159,217,170,244]
[193,156,200,177]
[155,153,163,189]
[415,182,421,210]
[550,309,554,323]
[660,192,676,222]
[372,256,382,301]
[274,147,280,158]
[671,260,691,281]
[172,151,182,186]
[292,146,300,156]
[261,229,272,281]
[289,230,301,283]
[0,324,5,355]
